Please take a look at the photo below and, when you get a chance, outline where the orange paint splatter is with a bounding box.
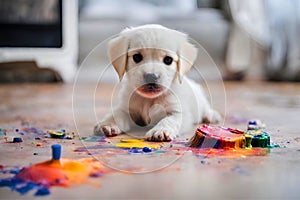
[15,144,109,188]
[16,158,108,187]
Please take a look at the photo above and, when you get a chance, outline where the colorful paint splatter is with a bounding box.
[0,121,278,196]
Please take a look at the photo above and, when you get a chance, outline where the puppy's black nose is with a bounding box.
[144,73,160,83]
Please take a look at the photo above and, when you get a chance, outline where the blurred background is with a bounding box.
[0,0,299,83]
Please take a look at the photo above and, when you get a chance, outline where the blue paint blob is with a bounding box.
[16,182,36,195]
[142,147,152,153]
[15,129,19,132]
[35,187,50,196]
[248,120,257,125]
[13,137,23,143]
[0,179,15,187]
[9,169,21,174]
[51,144,61,160]
[84,136,106,142]
[0,177,51,197]
[131,148,139,153]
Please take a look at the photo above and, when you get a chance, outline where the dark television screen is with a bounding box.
[0,0,62,48]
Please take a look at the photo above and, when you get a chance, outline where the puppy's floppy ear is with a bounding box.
[177,41,198,83]
[108,36,128,81]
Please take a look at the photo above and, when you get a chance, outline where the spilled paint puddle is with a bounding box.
[0,144,108,196]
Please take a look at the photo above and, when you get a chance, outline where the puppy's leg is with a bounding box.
[145,114,181,141]
[187,79,222,124]
[94,109,131,137]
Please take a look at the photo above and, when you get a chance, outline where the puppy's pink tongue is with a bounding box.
[137,85,163,98]
[139,92,160,98]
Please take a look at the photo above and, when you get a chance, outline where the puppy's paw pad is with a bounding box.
[103,125,122,136]
[94,124,122,137]
[146,128,177,142]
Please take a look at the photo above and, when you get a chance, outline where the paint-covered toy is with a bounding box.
[189,125,246,149]
[245,129,270,148]
[189,124,271,149]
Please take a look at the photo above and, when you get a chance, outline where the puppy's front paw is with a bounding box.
[145,125,178,142]
[94,123,122,137]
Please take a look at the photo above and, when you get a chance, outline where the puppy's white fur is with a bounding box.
[94,24,221,141]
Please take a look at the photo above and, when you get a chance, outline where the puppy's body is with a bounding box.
[94,25,221,141]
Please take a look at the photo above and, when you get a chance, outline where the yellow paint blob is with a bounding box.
[120,138,145,143]
[116,138,163,149]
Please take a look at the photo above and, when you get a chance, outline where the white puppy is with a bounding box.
[94,25,221,141]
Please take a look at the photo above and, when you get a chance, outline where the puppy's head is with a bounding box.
[109,24,197,98]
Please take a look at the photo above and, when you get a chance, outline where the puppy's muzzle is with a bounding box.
[136,73,164,98]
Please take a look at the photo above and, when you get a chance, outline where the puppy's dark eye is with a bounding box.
[163,56,173,65]
[133,53,143,63]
